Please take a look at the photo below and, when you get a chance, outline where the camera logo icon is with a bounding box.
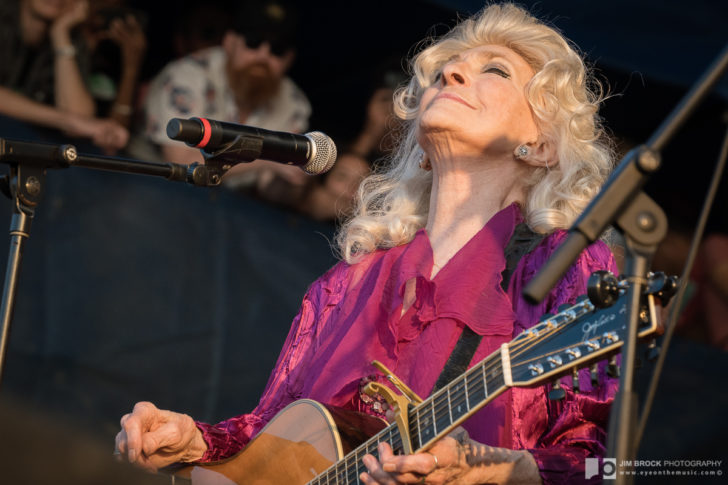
[586,457,617,479]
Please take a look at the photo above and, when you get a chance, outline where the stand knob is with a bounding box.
[587,271,620,308]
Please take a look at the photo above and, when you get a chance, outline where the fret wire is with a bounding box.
[314,305,587,484]
[450,379,466,417]
[415,361,501,449]
[416,403,423,452]
[464,371,470,411]
[447,386,453,424]
[334,425,400,483]
[430,399,437,436]
[482,361,488,397]
[430,354,502,422]
[340,454,349,484]
[408,406,420,451]
[432,365,502,426]
[339,356,511,481]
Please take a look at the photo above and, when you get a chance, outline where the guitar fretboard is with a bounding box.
[308,352,505,484]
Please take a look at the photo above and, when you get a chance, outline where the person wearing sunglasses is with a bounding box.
[143,0,312,208]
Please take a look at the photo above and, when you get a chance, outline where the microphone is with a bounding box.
[166,117,337,175]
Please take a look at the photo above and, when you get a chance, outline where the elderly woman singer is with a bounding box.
[116,4,618,484]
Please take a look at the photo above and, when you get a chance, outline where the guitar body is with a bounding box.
[175,399,386,485]
[166,278,666,484]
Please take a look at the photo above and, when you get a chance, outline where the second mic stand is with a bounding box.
[606,189,668,481]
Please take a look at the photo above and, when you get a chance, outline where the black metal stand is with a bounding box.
[523,42,728,485]
[605,192,667,483]
[0,139,230,386]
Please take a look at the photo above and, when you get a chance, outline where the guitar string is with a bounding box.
[332,294,643,482]
[409,303,591,448]
[321,309,582,483]
[312,302,590,483]
[422,316,579,430]
[313,410,408,484]
[419,300,621,452]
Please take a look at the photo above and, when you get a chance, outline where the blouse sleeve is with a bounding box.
[193,263,346,462]
[510,233,620,484]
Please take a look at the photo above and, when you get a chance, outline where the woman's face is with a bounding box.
[416,44,540,162]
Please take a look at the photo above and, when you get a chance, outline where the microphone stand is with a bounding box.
[0,139,232,387]
[523,42,728,485]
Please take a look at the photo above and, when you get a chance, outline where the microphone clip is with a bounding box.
[187,135,264,186]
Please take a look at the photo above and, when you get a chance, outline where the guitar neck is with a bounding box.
[308,284,663,485]
[309,352,506,484]
[409,352,506,451]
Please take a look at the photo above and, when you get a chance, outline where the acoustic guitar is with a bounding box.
[171,271,672,484]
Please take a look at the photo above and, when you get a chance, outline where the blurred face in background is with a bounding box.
[222,30,295,107]
[23,0,71,21]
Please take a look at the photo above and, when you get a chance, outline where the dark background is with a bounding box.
[1,0,727,482]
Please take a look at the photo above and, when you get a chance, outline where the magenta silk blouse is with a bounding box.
[196,204,619,484]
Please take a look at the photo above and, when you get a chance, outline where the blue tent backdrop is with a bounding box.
[1,0,726,481]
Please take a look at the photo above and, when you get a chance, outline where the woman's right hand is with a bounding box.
[115,401,208,471]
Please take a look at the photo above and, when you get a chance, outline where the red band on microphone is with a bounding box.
[196,117,212,148]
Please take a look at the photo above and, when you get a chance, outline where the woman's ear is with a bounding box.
[514,137,557,168]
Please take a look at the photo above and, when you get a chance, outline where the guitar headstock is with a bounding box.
[508,271,674,391]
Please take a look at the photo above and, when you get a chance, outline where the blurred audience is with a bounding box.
[305,65,407,221]
[0,0,128,153]
[653,228,728,350]
[139,0,312,208]
[170,3,228,58]
[83,0,148,129]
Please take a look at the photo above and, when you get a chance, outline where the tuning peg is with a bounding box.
[572,367,580,394]
[590,364,599,387]
[557,303,572,313]
[587,270,620,308]
[548,378,566,401]
[647,339,660,361]
[607,356,620,378]
[538,312,554,323]
[647,272,679,305]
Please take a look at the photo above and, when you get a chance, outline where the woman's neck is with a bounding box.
[425,155,527,277]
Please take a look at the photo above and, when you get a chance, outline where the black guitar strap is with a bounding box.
[432,223,545,393]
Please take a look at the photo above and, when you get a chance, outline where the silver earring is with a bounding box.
[419,153,431,171]
[515,145,529,159]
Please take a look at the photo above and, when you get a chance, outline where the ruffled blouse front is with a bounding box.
[196,204,619,484]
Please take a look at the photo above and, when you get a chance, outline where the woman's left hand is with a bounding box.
[360,435,467,485]
[360,427,541,485]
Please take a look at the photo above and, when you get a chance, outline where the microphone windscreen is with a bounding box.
[304,131,337,175]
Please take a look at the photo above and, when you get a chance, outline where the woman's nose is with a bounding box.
[441,61,469,86]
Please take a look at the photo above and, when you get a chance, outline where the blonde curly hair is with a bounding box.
[336,2,614,263]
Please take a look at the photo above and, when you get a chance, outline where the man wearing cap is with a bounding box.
[143,0,311,206]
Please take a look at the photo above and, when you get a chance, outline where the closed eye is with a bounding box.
[483,66,510,79]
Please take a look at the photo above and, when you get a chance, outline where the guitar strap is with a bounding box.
[432,222,545,393]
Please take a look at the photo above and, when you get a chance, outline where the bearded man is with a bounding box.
[143,0,311,206]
